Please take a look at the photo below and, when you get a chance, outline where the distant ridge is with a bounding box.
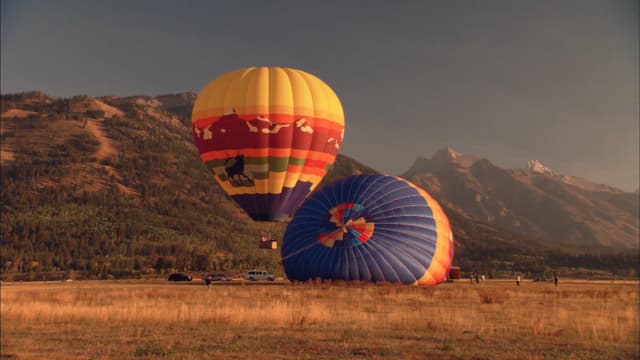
[403,147,638,249]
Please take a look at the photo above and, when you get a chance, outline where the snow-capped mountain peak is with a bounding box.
[444,146,462,160]
[527,160,558,176]
[428,147,480,168]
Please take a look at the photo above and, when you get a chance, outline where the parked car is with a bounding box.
[244,270,275,281]
[206,273,232,281]
[168,273,192,281]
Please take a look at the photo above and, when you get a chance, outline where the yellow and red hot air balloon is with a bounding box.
[191,67,345,221]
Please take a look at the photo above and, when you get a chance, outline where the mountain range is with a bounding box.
[1,91,637,278]
[403,147,638,250]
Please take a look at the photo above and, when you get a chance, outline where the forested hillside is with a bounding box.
[1,93,286,278]
[1,92,636,280]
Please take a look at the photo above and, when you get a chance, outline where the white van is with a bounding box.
[244,270,275,281]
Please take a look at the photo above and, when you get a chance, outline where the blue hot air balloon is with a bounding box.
[281,174,454,285]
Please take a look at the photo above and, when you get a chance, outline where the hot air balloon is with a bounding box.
[191,67,345,221]
[281,174,454,285]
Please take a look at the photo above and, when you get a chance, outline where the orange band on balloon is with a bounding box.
[200,148,336,162]
[399,177,454,286]
[286,164,327,176]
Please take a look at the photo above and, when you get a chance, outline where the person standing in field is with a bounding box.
[204,275,212,289]
[553,274,558,287]
[516,275,521,286]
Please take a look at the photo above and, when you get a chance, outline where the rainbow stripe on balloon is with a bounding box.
[318,203,375,247]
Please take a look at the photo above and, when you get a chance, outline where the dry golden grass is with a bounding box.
[1,280,638,359]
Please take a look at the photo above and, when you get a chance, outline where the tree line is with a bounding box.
[1,94,636,280]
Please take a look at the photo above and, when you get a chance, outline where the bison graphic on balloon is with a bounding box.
[191,66,453,285]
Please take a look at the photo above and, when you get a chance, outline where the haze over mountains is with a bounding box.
[1,91,638,278]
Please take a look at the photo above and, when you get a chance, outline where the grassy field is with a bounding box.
[1,279,638,359]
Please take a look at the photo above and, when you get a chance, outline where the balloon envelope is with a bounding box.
[191,67,345,221]
[281,174,454,285]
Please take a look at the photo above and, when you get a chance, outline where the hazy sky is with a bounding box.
[2,0,638,191]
